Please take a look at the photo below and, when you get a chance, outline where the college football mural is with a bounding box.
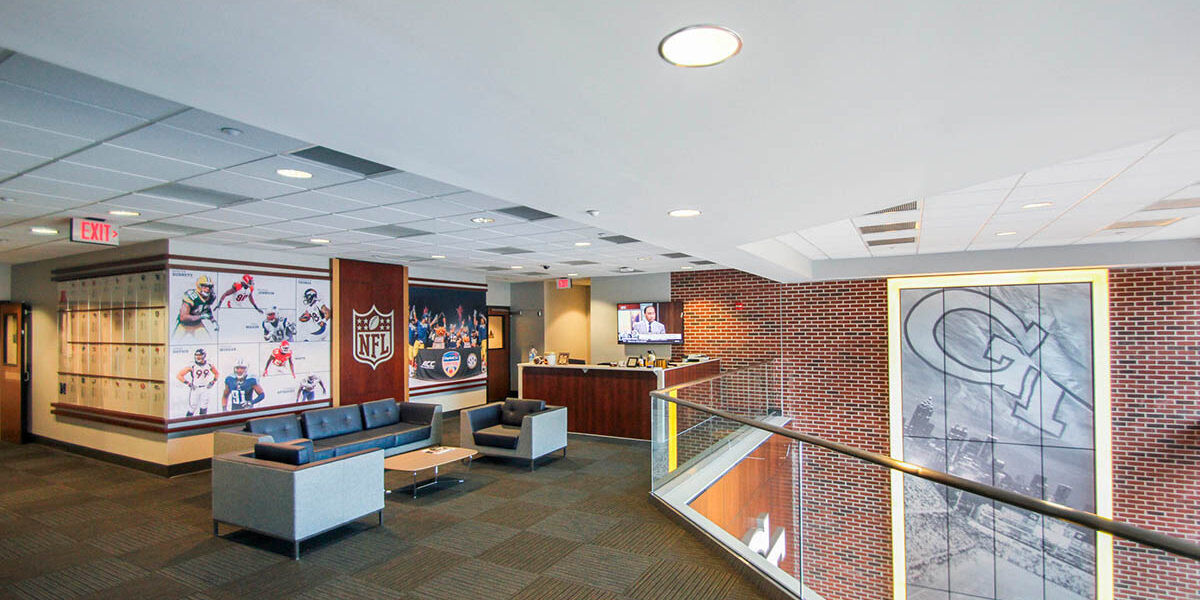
[408,284,487,391]
[890,272,1109,600]
[167,269,331,418]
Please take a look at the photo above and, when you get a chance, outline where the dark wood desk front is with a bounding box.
[518,359,720,440]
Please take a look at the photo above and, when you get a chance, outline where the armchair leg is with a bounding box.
[293,541,300,560]
[562,447,567,457]
[530,458,536,472]
[377,510,383,527]
[212,520,219,536]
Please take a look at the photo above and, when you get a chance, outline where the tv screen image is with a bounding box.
[617,301,683,345]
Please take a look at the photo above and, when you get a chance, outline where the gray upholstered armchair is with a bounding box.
[460,398,567,470]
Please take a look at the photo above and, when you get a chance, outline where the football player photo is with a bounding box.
[173,275,218,340]
[261,306,296,343]
[296,373,326,401]
[215,274,263,313]
[223,358,265,411]
[263,340,296,378]
[297,286,331,341]
[176,348,218,416]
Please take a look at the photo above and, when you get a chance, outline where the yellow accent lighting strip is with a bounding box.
[668,390,679,472]
[886,268,1112,600]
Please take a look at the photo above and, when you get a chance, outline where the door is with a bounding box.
[486,307,511,402]
[0,303,29,443]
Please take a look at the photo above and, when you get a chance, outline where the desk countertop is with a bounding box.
[517,358,717,375]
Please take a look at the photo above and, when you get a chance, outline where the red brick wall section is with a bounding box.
[671,266,1200,600]
[1109,266,1200,600]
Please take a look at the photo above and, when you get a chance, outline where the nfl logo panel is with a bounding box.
[352,305,394,370]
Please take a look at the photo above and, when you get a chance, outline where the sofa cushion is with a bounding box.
[313,429,393,456]
[302,406,364,440]
[474,424,521,449]
[360,398,400,429]
[469,403,501,431]
[370,422,432,446]
[400,402,439,426]
[254,440,314,465]
[244,414,303,442]
[501,398,546,427]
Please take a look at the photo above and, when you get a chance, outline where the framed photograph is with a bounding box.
[556,353,570,365]
[625,356,640,368]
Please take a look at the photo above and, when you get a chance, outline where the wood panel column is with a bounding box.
[332,259,408,405]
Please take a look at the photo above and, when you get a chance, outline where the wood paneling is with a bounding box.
[687,434,794,545]
[521,360,719,440]
[664,360,720,387]
[487,307,511,402]
[333,259,407,405]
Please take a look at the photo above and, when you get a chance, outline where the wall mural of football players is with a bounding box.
[408,284,487,392]
[166,269,330,419]
[297,282,331,341]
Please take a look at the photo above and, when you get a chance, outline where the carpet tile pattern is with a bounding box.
[0,416,769,599]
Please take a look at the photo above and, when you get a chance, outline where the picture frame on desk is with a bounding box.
[556,353,570,365]
[626,357,640,368]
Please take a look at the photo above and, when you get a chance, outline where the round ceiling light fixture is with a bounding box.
[659,25,742,68]
[471,217,495,224]
[668,208,702,218]
[220,127,243,137]
[276,168,313,179]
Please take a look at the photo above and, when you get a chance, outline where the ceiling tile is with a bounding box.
[0,147,48,172]
[179,170,304,200]
[231,199,327,220]
[227,155,361,189]
[106,192,212,215]
[372,171,465,197]
[156,214,229,231]
[0,54,185,119]
[322,179,423,205]
[66,143,213,180]
[188,207,284,227]
[338,205,426,224]
[0,174,119,202]
[295,213,382,229]
[160,109,308,154]
[0,81,146,140]
[407,219,468,234]
[271,190,371,212]
[109,124,270,169]
[259,220,340,236]
[29,161,165,192]
[437,190,517,210]
[0,119,92,158]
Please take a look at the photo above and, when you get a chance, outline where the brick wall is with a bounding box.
[671,266,1200,600]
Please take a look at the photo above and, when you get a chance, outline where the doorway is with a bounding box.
[486,307,511,402]
[0,303,30,443]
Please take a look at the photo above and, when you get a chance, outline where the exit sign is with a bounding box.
[71,218,120,246]
[556,278,572,289]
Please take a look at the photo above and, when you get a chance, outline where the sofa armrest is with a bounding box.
[400,402,440,426]
[517,406,568,458]
[214,429,270,456]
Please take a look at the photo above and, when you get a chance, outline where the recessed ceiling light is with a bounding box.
[1022,202,1053,209]
[585,209,601,217]
[995,231,1017,237]
[30,226,58,235]
[681,265,695,270]
[276,168,313,179]
[659,25,742,68]
[108,209,140,217]
[566,273,579,277]
[668,208,702,218]
[431,255,446,259]
[637,256,652,261]
[618,266,636,273]
[510,265,523,270]
[574,241,592,247]
[471,217,495,224]
[309,238,331,244]
[220,127,243,137]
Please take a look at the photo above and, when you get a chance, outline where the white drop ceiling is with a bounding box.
[1,3,1200,282]
[0,53,715,278]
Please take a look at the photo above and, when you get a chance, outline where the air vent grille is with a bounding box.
[866,236,916,247]
[1104,217,1182,230]
[859,221,918,235]
[288,146,394,176]
[1143,197,1200,211]
[357,225,431,238]
[497,206,556,221]
[562,260,599,265]
[599,235,639,244]
[481,246,534,255]
[867,201,919,214]
[690,260,716,265]
[661,252,690,259]
[141,183,250,207]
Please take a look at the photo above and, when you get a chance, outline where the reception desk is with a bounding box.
[518,359,720,440]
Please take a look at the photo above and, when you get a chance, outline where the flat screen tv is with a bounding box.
[617,301,684,345]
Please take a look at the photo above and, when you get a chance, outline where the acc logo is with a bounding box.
[442,351,461,377]
[352,305,394,370]
[466,353,478,369]
[420,360,436,369]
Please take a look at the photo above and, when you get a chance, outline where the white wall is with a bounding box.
[486,278,511,306]
[509,281,545,381]
[589,273,675,364]
[407,265,488,412]
[543,280,590,361]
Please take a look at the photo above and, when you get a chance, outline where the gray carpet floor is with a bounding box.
[0,416,767,599]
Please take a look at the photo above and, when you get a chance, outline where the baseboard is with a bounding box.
[28,434,211,477]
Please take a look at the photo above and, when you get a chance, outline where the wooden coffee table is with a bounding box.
[383,446,478,498]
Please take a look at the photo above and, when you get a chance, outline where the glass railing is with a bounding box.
[649,360,1200,600]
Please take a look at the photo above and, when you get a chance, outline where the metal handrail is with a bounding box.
[651,370,1200,562]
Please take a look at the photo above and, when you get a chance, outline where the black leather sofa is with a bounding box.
[213,398,442,460]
